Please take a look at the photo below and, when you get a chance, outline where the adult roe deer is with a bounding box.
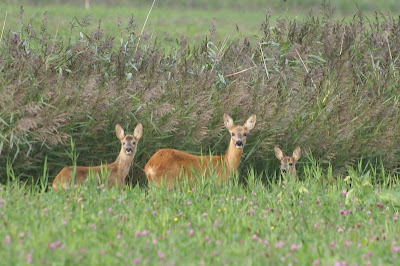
[52,123,143,190]
[144,114,256,187]
[274,146,301,178]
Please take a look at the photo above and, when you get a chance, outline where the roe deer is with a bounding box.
[274,146,301,178]
[144,114,256,187]
[52,123,143,190]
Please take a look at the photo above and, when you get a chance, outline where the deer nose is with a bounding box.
[125,148,132,153]
[236,141,243,147]
[282,169,287,174]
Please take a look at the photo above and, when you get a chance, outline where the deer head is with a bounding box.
[274,146,301,178]
[224,113,256,149]
[115,123,143,156]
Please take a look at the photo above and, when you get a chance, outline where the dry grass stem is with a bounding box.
[135,0,156,53]
[0,12,7,43]
[259,42,270,79]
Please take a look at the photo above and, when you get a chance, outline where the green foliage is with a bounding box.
[0,159,399,264]
[1,6,400,185]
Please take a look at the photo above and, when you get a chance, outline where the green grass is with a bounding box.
[0,4,275,44]
[1,161,400,264]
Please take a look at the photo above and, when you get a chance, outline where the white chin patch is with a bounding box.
[126,151,132,155]
[235,145,244,149]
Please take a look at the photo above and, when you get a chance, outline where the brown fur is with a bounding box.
[274,146,301,178]
[52,123,143,190]
[144,114,256,187]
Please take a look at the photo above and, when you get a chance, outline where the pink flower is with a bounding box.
[252,191,257,197]
[330,242,338,249]
[376,202,384,208]
[5,235,11,245]
[369,218,373,224]
[178,211,183,217]
[314,223,320,230]
[108,208,112,213]
[100,250,106,255]
[275,241,284,248]
[26,252,33,264]
[186,201,192,205]
[290,243,301,251]
[81,248,86,254]
[357,243,362,248]
[362,251,373,259]
[366,210,371,215]
[91,224,97,230]
[341,190,347,197]
[0,199,5,208]
[213,220,219,227]
[158,250,165,259]
[312,260,320,265]
[340,209,347,215]
[334,261,348,266]
[316,199,321,205]
[98,210,103,215]
[249,201,254,206]
[188,229,194,236]
[391,246,400,253]
[202,213,208,217]
[237,197,242,202]
[212,251,218,256]
[133,258,141,264]
[344,240,352,247]
[249,209,255,215]
[117,232,122,239]
[337,228,344,233]
[152,211,157,215]
[299,200,303,205]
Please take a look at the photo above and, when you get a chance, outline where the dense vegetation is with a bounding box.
[1,162,400,264]
[1,4,400,185]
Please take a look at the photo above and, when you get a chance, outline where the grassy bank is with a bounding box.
[1,161,399,264]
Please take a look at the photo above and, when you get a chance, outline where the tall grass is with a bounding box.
[0,157,399,264]
[0,6,400,185]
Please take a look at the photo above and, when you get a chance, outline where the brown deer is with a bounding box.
[144,114,256,187]
[52,123,143,190]
[274,146,301,178]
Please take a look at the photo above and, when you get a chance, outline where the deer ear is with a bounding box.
[244,114,256,131]
[274,146,284,160]
[133,123,143,140]
[223,113,234,130]
[115,124,125,140]
[292,146,301,162]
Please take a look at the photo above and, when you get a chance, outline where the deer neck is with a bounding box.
[222,139,243,174]
[113,148,134,180]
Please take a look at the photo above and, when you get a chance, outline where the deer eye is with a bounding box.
[289,163,293,166]
[231,133,235,136]
[123,142,126,145]
[132,142,136,145]
[243,133,247,137]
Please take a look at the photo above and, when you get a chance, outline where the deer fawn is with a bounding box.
[274,146,301,178]
[52,123,143,190]
[144,114,256,187]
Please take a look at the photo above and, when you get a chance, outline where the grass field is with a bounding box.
[0,4,274,45]
[1,162,400,265]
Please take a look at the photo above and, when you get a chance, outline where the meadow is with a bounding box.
[1,0,400,264]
